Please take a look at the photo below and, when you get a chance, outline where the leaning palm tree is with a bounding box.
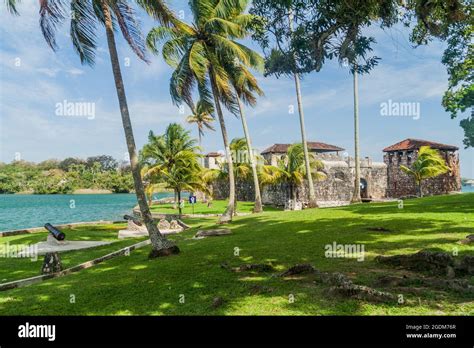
[6,0,179,257]
[147,0,262,223]
[400,146,450,197]
[277,143,326,209]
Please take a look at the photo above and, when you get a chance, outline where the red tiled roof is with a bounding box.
[205,152,223,157]
[383,138,458,152]
[261,142,344,154]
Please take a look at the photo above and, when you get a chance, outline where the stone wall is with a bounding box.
[212,179,256,202]
[212,158,388,205]
[384,150,461,198]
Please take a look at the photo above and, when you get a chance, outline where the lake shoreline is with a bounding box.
[0,193,170,232]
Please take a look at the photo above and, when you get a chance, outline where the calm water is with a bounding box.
[462,184,474,193]
[0,187,472,232]
[0,193,175,232]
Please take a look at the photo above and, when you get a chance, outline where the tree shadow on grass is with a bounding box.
[344,193,474,216]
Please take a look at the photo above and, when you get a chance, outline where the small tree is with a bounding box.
[185,101,215,162]
[140,123,203,215]
[400,146,450,197]
[277,144,326,209]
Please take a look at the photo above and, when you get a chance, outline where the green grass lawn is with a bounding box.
[0,194,473,315]
[0,223,144,283]
[150,199,281,215]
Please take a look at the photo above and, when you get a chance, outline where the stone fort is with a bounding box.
[207,138,461,205]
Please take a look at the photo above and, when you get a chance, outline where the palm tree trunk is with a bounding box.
[292,183,297,209]
[288,12,317,208]
[236,95,263,213]
[102,2,178,257]
[209,71,235,223]
[293,72,317,208]
[351,66,361,203]
[198,130,204,167]
[177,190,182,217]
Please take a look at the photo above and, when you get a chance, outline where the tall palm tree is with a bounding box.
[7,0,179,257]
[400,146,450,197]
[351,63,362,203]
[185,100,215,164]
[288,11,318,208]
[225,59,265,213]
[147,0,262,223]
[277,143,326,209]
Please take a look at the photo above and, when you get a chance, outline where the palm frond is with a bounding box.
[70,0,97,65]
[213,0,249,20]
[5,0,20,15]
[170,49,196,107]
[135,0,177,27]
[39,0,68,50]
[111,0,148,62]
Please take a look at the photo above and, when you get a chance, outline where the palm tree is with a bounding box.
[144,155,205,217]
[7,0,179,257]
[185,100,215,164]
[288,11,318,208]
[224,58,265,213]
[229,137,252,211]
[147,0,262,223]
[277,143,325,209]
[140,123,201,205]
[400,146,450,197]
[351,63,362,203]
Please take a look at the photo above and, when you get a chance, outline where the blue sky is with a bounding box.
[0,1,472,178]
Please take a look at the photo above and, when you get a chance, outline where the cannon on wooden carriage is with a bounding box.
[44,223,66,241]
[123,214,144,227]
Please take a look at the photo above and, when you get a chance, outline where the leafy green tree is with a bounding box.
[59,157,86,172]
[0,173,21,193]
[103,171,134,193]
[401,0,472,147]
[147,0,262,223]
[252,0,388,207]
[400,146,450,197]
[86,155,118,171]
[38,159,61,170]
[252,0,472,147]
[6,0,180,257]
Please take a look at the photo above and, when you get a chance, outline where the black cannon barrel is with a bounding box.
[123,214,143,226]
[44,223,66,241]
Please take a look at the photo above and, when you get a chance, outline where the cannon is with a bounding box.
[123,214,143,226]
[44,223,66,241]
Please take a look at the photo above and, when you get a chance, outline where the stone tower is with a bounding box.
[383,138,461,198]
